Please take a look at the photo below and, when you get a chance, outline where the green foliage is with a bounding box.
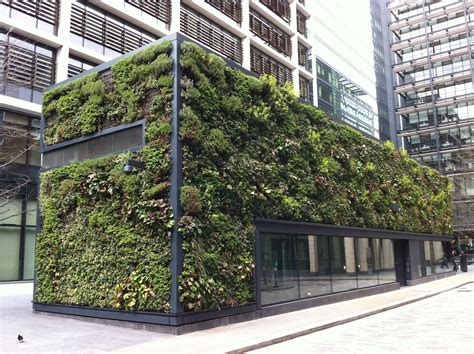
[36,39,451,316]
[178,41,452,311]
[180,185,202,215]
[36,41,174,312]
[43,40,173,145]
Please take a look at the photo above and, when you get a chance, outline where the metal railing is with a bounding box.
[297,11,307,37]
[298,44,312,72]
[250,45,292,85]
[124,0,171,24]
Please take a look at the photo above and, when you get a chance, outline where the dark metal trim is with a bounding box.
[170,35,184,316]
[255,218,452,241]
[255,228,262,309]
[42,119,145,153]
[32,301,257,327]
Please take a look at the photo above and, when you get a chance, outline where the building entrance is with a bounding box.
[393,239,409,286]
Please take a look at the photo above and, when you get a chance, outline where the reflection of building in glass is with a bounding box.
[387,0,474,246]
[316,59,378,137]
[370,0,397,143]
[0,111,40,281]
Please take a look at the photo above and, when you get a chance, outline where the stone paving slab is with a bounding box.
[250,282,474,353]
[118,272,474,353]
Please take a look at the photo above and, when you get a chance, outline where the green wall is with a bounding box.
[35,39,451,313]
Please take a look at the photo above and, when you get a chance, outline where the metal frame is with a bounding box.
[255,219,452,241]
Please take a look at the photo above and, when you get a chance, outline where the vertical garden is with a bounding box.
[35,37,451,316]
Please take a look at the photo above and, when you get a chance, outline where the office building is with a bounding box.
[387,0,474,248]
[0,0,314,281]
[308,0,387,139]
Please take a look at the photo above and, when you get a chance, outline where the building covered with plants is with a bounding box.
[34,34,453,332]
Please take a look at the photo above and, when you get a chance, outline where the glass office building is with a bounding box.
[307,0,387,140]
[387,0,474,248]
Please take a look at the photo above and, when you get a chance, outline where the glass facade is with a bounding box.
[0,110,40,281]
[316,59,378,137]
[260,233,396,306]
[423,240,454,276]
[389,0,474,243]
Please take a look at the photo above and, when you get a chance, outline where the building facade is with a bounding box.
[387,0,474,249]
[307,0,386,140]
[0,0,315,281]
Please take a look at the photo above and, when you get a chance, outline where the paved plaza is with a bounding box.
[253,282,474,353]
[0,270,472,353]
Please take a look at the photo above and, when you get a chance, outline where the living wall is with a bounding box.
[177,42,451,311]
[35,41,174,312]
[35,39,451,315]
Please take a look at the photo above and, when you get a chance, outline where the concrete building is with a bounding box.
[0,0,315,281]
[387,0,474,249]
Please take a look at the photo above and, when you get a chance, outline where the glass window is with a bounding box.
[356,238,379,288]
[260,233,299,305]
[377,239,396,284]
[296,235,332,298]
[330,237,357,293]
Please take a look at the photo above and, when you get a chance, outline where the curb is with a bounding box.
[226,280,474,354]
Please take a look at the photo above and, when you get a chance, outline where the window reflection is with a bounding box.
[296,235,332,298]
[260,234,398,306]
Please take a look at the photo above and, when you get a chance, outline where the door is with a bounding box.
[393,239,409,286]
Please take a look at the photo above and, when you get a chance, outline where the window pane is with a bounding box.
[356,238,379,288]
[330,237,357,293]
[296,235,331,298]
[0,226,21,281]
[378,239,396,283]
[260,233,299,305]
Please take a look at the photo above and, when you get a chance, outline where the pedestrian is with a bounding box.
[452,250,457,272]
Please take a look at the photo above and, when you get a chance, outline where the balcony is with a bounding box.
[249,9,292,57]
[181,5,243,64]
[296,11,308,37]
[259,0,291,23]
[298,43,312,72]
[250,45,292,85]
[205,0,242,23]
[124,0,171,24]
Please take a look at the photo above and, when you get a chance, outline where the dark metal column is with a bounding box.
[169,33,184,319]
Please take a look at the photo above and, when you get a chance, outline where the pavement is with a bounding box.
[0,269,473,353]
